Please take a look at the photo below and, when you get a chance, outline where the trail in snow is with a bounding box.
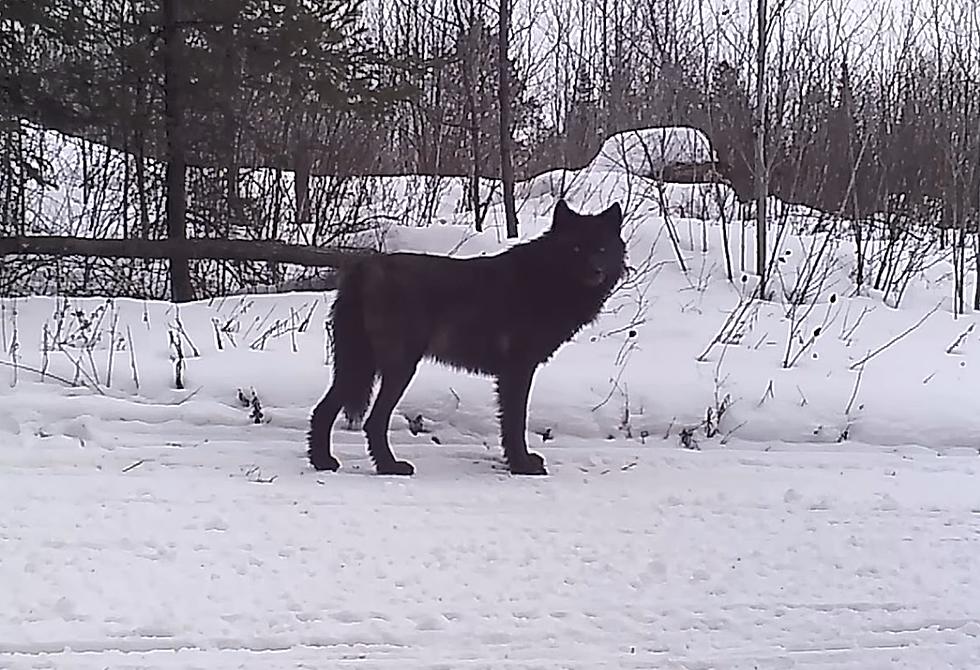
[2,419,979,670]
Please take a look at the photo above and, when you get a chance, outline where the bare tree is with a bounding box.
[498,0,518,238]
[452,0,487,232]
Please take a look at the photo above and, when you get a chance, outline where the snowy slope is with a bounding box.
[3,175,979,451]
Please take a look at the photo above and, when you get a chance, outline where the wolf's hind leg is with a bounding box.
[496,365,547,475]
[364,359,420,475]
[308,387,343,472]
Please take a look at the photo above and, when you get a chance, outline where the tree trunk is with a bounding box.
[974,215,980,311]
[294,140,313,227]
[459,18,483,232]
[132,75,151,239]
[221,13,242,237]
[754,0,768,298]
[2,127,14,234]
[162,0,192,302]
[498,0,518,238]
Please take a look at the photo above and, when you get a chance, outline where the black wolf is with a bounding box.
[307,199,627,476]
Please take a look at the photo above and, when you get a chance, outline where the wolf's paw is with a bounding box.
[509,451,548,476]
[309,451,341,472]
[376,459,415,476]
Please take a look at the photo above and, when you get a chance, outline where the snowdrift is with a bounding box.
[591,126,716,175]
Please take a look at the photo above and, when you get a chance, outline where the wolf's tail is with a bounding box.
[330,263,377,423]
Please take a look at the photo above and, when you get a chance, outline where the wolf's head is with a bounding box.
[549,199,627,291]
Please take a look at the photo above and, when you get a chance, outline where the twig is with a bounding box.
[655,181,689,273]
[720,421,746,444]
[127,325,140,390]
[840,304,873,342]
[847,301,942,371]
[0,359,90,390]
[211,318,225,351]
[591,368,629,413]
[296,300,318,333]
[696,296,756,361]
[41,322,50,381]
[168,330,186,390]
[56,345,106,393]
[105,310,119,388]
[242,303,277,341]
[7,317,19,388]
[758,379,774,407]
[845,360,866,416]
[122,459,145,473]
[108,386,202,406]
[0,299,7,353]
[946,322,975,354]
[172,310,200,358]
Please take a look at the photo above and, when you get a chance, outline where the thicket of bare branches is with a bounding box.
[2,0,978,302]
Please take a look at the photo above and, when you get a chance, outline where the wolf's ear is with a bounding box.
[603,202,623,229]
[552,199,575,230]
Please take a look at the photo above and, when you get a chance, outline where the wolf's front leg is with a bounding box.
[496,365,547,476]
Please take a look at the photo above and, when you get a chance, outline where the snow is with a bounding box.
[2,437,979,668]
[591,126,716,176]
[3,125,980,667]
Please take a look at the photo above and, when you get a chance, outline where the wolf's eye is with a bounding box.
[598,246,606,253]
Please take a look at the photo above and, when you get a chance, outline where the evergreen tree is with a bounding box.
[708,60,754,201]
[564,63,600,167]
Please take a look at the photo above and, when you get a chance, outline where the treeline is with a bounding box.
[2,0,979,297]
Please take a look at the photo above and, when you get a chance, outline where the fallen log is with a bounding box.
[0,236,376,268]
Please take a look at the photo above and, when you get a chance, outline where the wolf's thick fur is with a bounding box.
[307,200,627,476]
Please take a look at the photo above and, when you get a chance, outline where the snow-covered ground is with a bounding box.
[2,126,980,667]
[2,433,979,669]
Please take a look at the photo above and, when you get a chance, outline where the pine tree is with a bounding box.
[708,61,754,201]
[564,63,600,167]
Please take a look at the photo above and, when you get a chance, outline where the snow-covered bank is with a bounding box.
[3,182,979,452]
